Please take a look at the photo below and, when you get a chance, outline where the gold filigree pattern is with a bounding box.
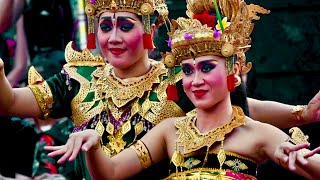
[65,65,105,126]
[28,67,54,119]
[85,0,156,16]
[175,106,246,154]
[64,42,105,67]
[28,85,51,119]
[130,140,152,169]
[94,60,167,108]
[170,0,270,75]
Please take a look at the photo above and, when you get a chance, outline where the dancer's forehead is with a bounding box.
[181,55,225,66]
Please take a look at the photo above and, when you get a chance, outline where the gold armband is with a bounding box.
[291,105,307,121]
[28,84,53,119]
[130,140,152,169]
[28,66,54,119]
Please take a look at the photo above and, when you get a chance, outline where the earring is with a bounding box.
[235,75,241,87]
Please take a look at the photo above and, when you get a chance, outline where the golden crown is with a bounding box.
[169,0,270,74]
[85,0,167,17]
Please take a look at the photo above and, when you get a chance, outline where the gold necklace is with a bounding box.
[96,60,167,108]
[175,105,246,154]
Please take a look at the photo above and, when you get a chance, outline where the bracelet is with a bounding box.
[130,140,152,169]
[291,105,307,121]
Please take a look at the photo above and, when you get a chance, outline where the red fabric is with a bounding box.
[227,74,236,92]
[87,33,96,49]
[45,162,58,174]
[143,33,155,49]
[167,84,179,102]
[194,11,216,28]
[40,134,54,146]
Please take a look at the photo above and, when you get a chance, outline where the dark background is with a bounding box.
[158,0,320,179]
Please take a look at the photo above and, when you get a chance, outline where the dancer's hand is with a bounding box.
[274,142,320,172]
[302,91,320,123]
[44,129,101,164]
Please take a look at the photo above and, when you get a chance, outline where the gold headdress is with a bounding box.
[165,0,270,91]
[85,0,169,49]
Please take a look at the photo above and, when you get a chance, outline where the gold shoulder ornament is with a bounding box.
[28,66,54,119]
[64,41,105,67]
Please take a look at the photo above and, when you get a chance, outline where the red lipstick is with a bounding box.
[193,90,207,98]
[109,48,125,56]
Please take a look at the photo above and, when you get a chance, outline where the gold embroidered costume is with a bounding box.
[28,41,193,179]
[27,0,192,178]
[163,0,270,179]
[166,106,257,179]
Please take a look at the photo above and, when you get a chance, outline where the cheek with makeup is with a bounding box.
[97,12,145,66]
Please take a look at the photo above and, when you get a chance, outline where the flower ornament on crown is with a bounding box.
[168,0,270,77]
[85,0,169,49]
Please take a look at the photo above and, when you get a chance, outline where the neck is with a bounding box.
[113,53,151,79]
[195,95,233,133]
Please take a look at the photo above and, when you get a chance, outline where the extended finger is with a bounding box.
[284,143,310,153]
[57,139,75,164]
[68,136,84,161]
[304,146,320,158]
[288,151,297,171]
[44,145,64,151]
[296,151,308,166]
[47,146,67,157]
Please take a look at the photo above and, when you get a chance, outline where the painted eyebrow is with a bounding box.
[117,16,137,23]
[198,59,218,66]
[100,16,111,23]
[100,16,136,22]
[181,59,218,66]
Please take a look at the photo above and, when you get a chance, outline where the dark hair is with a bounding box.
[230,77,249,116]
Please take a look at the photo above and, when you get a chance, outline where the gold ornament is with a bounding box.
[221,43,234,57]
[108,133,126,154]
[140,3,154,15]
[175,106,246,154]
[186,0,206,14]
[289,127,309,145]
[99,60,167,108]
[172,150,184,167]
[130,140,152,169]
[169,0,270,75]
[28,67,54,119]
[110,0,118,12]
[95,120,105,137]
[85,4,95,16]
[161,52,175,68]
[84,0,165,17]
[291,105,307,121]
